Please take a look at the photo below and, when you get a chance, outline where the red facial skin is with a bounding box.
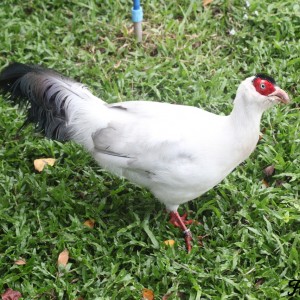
[253,77,276,96]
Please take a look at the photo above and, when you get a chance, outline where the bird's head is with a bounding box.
[235,74,290,112]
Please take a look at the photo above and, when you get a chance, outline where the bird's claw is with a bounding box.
[169,211,200,252]
[169,212,200,228]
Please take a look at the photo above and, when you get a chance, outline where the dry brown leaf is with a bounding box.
[34,158,56,172]
[128,27,134,34]
[163,292,185,300]
[57,249,69,267]
[263,165,275,177]
[14,259,26,265]
[164,240,175,247]
[261,179,269,188]
[1,288,22,300]
[83,219,95,229]
[142,288,154,300]
[198,234,209,247]
[114,60,121,69]
[203,0,213,6]
[162,294,170,300]
[255,278,265,288]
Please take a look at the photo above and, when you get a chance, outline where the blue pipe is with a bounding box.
[132,0,143,42]
[133,0,140,10]
[132,0,143,23]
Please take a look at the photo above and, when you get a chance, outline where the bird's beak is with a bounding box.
[269,87,290,104]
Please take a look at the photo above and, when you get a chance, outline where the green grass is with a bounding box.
[0,0,299,299]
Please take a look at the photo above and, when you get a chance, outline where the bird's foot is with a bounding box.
[169,211,200,252]
[169,211,199,228]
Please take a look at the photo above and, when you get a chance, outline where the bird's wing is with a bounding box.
[92,101,222,179]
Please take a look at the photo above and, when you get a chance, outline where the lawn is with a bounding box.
[0,0,299,299]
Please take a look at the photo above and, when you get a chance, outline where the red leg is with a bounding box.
[169,212,196,227]
[169,211,194,252]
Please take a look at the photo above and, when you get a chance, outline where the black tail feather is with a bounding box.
[0,63,73,141]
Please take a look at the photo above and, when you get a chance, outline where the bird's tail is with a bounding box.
[0,62,106,149]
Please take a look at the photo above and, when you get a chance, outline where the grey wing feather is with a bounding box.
[92,127,133,158]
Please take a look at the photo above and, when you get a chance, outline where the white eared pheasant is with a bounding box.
[0,63,290,251]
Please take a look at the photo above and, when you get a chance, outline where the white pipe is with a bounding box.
[134,22,142,43]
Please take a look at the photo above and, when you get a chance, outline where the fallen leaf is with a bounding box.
[263,165,275,177]
[83,219,95,229]
[128,27,134,34]
[34,158,56,172]
[114,60,121,69]
[14,259,26,265]
[203,0,213,6]
[163,292,186,300]
[261,179,269,188]
[164,240,175,247]
[142,288,154,300]
[255,278,265,288]
[1,288,22,300]
[57,249,69,267]
[198,234,209,247]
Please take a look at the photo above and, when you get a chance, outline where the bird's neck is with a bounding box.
[228,97,265,160]
[229,98,264,134]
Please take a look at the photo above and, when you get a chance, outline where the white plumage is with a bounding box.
[0,63,289,251]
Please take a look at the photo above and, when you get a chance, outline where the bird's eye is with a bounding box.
[253,76,276,96]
